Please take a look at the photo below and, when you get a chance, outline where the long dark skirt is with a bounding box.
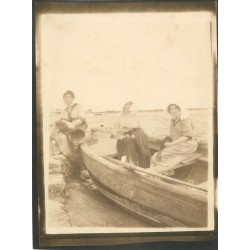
[116,132,151,168]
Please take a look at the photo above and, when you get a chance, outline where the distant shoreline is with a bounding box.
[51,108,209,115]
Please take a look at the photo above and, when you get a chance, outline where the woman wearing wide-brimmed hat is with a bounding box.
[151,103,198,168]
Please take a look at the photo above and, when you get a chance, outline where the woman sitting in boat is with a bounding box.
[51,90,91,161]
[113,102,150,168]
[151,104,198,169]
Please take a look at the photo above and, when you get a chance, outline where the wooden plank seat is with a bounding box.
[147,153,202,176]
[147,140,208,163]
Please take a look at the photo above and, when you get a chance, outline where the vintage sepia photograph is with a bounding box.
[34,0,217,247]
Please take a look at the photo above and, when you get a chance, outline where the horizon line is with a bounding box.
[51,107,209,113]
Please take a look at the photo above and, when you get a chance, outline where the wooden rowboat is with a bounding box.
[81,128,209,227]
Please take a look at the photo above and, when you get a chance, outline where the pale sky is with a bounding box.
[38,11,214,111]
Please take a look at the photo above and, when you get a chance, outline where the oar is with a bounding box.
[102,155,207,192]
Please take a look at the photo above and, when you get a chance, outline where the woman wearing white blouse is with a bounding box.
[114,102,150,168]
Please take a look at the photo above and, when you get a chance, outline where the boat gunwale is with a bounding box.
[81,145,207,203]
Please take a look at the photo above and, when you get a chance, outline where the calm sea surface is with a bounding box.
[51,109,209,140]
[49,109,209,228]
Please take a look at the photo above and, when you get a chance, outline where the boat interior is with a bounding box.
[88,128,209,192]
[147,138,208,191]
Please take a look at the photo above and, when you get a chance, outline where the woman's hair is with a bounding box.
[167,104,181,113]
[122,101,137,115]
[63,90,75,99]
[166,104,190,120]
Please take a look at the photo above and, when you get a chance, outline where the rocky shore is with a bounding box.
[48,151,150,228]
[48,154,71,227]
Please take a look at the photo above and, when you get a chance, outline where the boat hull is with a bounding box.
[81,145,208,227]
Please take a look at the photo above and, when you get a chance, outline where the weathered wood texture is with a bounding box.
[81,145,208,227]
[103,155,207,192]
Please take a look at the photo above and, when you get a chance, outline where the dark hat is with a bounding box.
[63,90,75,98]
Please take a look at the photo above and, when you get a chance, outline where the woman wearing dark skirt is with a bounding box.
[114,102,150,168]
